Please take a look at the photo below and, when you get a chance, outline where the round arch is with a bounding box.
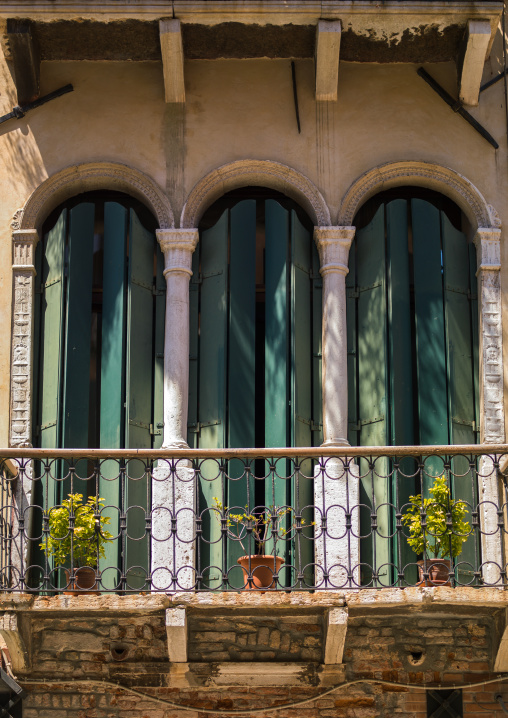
[180,160,331,228]
[11,161,174,231]
[338,161,501,230]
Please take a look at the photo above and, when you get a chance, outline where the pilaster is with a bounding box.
[474,227,504,586]
[10,229,38,448]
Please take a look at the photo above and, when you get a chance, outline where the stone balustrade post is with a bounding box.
[151,228,198,591]
[313,227,360,588]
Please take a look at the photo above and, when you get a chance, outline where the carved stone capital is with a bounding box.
[12,230,39,275]
[156,229,199,277]
[474,227,501,271]
[314,226,356,276]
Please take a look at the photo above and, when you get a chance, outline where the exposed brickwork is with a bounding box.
[8,592,508,718]
[187,613,323,662]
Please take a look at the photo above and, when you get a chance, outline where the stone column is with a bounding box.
[474,227,505,586]
[313,227,360,588]
[151,228,198,591]
[156,228,199,450]
[10,229,39,587]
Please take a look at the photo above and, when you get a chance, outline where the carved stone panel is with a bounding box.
[10,230,38,448]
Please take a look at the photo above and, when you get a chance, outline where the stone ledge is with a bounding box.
[344,586,508,609]
[0,587,506,616]
[168,661,346,687]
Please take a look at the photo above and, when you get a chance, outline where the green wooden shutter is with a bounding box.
[188,247,200,450]
[291,209,315,585]
[386,199,416,584]
[124,208,155,589]
[99,202,128,589]
[412,199,449,489]
[312,241,323,448]
[356,204,390,585]
[227,200,256,572]
[346,239,358,447]
[153,243,165,450]
[442,211,478,582]
[197,209,228,587]
[62,203,95,449]
[265,200,290,573]
[39,209,66,454]
[36,209,66,585]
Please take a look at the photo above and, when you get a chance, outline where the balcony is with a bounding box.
[0,445,505,595]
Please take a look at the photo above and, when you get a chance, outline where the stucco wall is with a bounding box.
[1,32,508,445]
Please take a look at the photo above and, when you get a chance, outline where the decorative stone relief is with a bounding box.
[10,230,38,448]
[338,161,492,229]
[181,159,331,228]
[474,228,504,444]
[16,162,174,231]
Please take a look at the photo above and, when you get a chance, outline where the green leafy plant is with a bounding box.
[401,476,471,559]
[40,493,113,568]
[213,498,314,556]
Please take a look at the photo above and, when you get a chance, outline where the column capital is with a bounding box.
[314,226,356,276]
[474,227,501,272]
[12,229,39,275]
[156,228,199,277]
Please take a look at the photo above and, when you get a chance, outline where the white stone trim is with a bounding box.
[10,230,39,448]
[338,161,495,230]
[181,159,331,228]
[12,161,174,231]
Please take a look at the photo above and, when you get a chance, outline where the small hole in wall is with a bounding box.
[110,644,129,662]
[408,650,425,666]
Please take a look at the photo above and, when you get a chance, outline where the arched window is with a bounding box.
[32,192,165,587]
[347,190,479,584]
[190,189,322,586]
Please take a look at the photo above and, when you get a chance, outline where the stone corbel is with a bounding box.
[315,20,342,102]
[10,229,39,448]
[0,612,28,673]
[324,607,348,664]
[160,18,185,104]
[459,20,491,107]
[166,607,187,662]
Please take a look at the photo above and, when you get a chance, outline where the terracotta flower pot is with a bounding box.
[417,558,451,587]
[237,555,284,590]
[63,567,99,595]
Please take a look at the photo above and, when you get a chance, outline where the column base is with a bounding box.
[321,438,350,449]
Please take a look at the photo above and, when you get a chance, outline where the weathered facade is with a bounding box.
[2,1,508,717]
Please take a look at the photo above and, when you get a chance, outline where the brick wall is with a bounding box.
[9,592,508,718]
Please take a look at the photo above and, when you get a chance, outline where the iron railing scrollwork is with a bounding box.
[0,446,506,593]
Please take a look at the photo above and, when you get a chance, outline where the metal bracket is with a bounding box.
[187,420,221,434]
[349,415,384,431]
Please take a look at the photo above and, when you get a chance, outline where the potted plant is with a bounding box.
[213,498,313,590]
[401,475,471,586]
[40,493,113,594]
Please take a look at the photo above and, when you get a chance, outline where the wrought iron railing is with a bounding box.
[0,446,507,593]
